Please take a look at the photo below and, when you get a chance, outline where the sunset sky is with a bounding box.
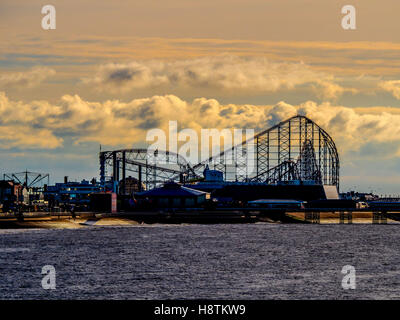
[2,0,400,194]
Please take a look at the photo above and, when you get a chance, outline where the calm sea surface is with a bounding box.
[0,223,400,299]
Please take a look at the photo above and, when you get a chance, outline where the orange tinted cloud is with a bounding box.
[84,55,350,100]
[0,67,55,88]
[2,91,400,159]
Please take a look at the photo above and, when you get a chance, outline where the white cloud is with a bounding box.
[83,55,348,99]
[312,80,357,100]
[0,67,56,88]
[379,80,400,99]
[1,91,400,159]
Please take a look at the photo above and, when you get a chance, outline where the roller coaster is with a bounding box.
[99,115,339,193]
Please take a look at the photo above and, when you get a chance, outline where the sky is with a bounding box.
[1,0,400,194]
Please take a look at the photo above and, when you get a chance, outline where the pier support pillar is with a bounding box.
[313,212,320,224]
[373,211,387,224]
[340,211,352,224]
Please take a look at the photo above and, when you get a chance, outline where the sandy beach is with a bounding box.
[0,211,398,229]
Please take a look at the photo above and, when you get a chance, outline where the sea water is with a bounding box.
[0,224,399,299]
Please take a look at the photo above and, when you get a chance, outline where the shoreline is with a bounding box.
[0,211,398,229]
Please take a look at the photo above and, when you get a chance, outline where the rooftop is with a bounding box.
[138,182,208,197]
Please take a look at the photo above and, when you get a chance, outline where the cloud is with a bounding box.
[0,67,56,89]
[2,91,400,162]
[0,125,62,149]
[294,102,400,154]
[0,93,62,148]
[379,80,400,99]
[83,55,348,99]
[5,35,400,81]
[312,81,357,100]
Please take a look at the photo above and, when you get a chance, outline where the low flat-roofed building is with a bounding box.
[136,182,209,208]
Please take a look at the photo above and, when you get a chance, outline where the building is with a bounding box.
[0,180,23,210]
[136,182,209,208]
[184,167,338,202]
[45,178,101,206]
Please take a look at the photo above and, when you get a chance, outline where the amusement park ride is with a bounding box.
[99,115,340,194]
